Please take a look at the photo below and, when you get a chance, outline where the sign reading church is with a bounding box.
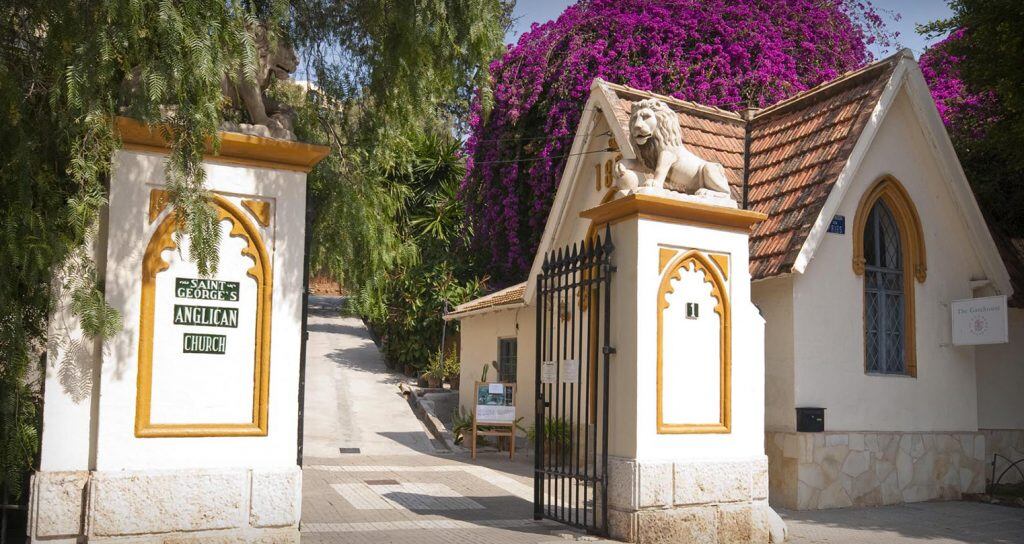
[136,190,273,437]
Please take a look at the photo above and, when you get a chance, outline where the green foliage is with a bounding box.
[325,129,486,371]
[920,1,1024,235]
[443,352,460,380]
[0,0,508,502]
[422,352,447,382]
[527,418,571,450]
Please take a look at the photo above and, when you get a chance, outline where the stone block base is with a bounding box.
[983,429,1024,485]
[766,431,987,510]
[606,456,773,544]
[29,466,300,543]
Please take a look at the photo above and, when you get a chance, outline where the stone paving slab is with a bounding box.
[782,501,1024,543]
[301,452,615,543]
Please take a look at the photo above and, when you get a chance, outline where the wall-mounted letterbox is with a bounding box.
[796,407,825,432]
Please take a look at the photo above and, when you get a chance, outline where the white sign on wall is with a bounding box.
[951,295,1008,346]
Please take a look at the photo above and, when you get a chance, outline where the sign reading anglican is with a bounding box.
[173,304,239,328]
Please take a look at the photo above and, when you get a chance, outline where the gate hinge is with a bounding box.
[603,346,616,355]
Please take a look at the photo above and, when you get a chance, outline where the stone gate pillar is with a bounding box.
[581,192,772,544]
[29,118,328,543]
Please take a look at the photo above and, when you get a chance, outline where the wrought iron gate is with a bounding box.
[534,225,614,534]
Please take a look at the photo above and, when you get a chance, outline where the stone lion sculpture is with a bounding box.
[613,98,731,197]
[219,23,298,140]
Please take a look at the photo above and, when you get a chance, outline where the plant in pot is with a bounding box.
[444,352,460,390]
[528,417,572,462]
[422,352,446,389]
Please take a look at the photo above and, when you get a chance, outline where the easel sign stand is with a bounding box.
[472,381,517,460]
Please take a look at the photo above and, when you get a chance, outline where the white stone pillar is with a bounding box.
[581,193,772,544]
[29,118,328,543]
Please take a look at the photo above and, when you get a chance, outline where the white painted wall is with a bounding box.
[752,276,796,432]
[792,90,985,432]
[457,307,536,429]
[622,215,765,461]
[90,149,306,470]
[976,308,1024,429]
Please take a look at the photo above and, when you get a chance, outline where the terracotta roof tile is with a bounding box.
[446,282,526,318]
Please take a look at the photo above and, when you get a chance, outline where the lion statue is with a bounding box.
[219,22,298,140]
[613,98,731,198]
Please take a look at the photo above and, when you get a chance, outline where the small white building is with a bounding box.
[446,50,1024,511]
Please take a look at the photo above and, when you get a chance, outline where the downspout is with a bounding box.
[740,106,757,210]
[296,189,314,466]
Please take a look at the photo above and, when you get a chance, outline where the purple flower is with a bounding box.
[463,0,894,283]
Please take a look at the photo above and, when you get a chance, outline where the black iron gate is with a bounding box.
[534,225,614,534]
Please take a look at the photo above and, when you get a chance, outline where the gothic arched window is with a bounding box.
[853,177,926,377]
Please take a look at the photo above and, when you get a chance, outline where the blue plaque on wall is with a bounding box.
[828,215,845,235]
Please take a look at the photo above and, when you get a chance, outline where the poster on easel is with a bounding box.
[471,381,517,459]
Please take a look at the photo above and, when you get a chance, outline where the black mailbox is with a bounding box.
[796,407,825,432]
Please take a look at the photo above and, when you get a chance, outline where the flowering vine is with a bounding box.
[462,0,894,283]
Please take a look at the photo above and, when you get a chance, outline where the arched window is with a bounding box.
[863,201,905,373]
[852,177,926,377]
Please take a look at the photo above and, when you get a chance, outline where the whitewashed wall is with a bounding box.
[976,308,1024,429]
[791,91,986,432]
[751,276,796,432]
[95,149,306,469]
[457,307,536,428]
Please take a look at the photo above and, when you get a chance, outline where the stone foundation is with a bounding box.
[766,431,987,510]
[607,456,772,544]
[983,429,1024,485]
[29,467,301,543]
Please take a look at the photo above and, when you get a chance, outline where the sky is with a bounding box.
[507,0,954,59]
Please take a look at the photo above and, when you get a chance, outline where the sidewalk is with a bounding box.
[299,296,609,543]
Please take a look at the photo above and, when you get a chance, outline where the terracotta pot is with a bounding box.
[427,377,442,389]
[448,375,460,390]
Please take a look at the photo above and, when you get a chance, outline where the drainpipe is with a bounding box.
[296,189,314,467]
[740,106,757,210]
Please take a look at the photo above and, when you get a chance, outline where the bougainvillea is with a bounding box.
[462,0,894,283]
[919,29,1000,142]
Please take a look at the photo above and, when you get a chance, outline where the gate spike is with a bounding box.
[603,223,615,253]
[542,251,550,272]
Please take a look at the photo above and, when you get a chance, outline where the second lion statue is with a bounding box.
[613,98,732,198]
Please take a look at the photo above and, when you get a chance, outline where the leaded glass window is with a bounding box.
[864,200,906,374]
[498,338,517,382]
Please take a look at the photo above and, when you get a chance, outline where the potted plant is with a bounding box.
[444,352,460,390]
[422,352,446,389]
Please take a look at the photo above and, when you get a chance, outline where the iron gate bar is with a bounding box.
[534,224,614,535]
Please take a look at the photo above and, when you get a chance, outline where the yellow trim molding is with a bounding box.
[657,250,731,434]
[135,194,273,438]
[116,116,330,173]
[852,176,923,377]
[580,193,766,229]
[148,189,171,223]
[242,199,272,227]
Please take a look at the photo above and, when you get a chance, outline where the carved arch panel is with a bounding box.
[657,249,731,434]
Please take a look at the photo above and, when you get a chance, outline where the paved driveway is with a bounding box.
[783,501,1024,543]
[300,296,608,543]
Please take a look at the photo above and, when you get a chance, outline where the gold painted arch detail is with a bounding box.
[135,193,273,438]
[656,249,731,434]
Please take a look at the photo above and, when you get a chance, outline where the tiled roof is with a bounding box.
[607,53,900,279]
[990,228,1024,308]
[446,282,526,318]
[451,53,913,317]
[608,89,747,201]
[746,56,898,279]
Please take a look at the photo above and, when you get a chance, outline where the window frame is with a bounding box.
[852,176,926,378]
[497,337,518,383]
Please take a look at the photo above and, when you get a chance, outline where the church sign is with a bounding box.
[135,190,273,437]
